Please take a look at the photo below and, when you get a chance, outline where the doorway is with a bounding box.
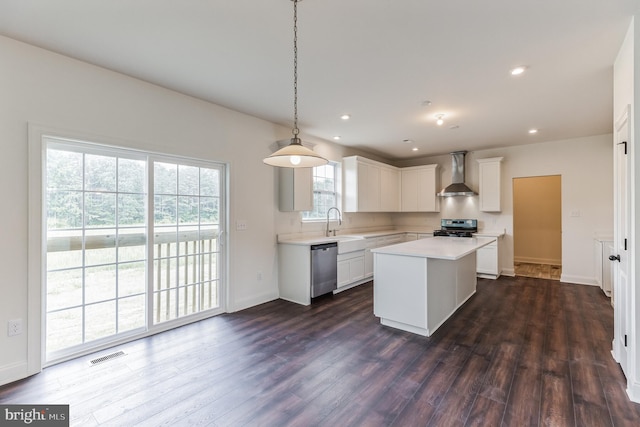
[513,175,562,280]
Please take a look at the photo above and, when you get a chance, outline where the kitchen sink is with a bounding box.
[334,235,367,254]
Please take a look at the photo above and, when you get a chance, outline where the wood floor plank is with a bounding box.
[479,341,520,404]
[1,278,639,427]
[539,358,574,427]
[502,363,542,427]
[465,394,506,427]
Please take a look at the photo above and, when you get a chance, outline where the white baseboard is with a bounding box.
[501,268,515,276]
[0,361,32,387]
[627,379,640,404]
[559,274,598,286]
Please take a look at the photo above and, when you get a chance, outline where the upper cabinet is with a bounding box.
[343,156,439,213]
[279,167,313,212]
[400,164,439,212]
[380,165,401,212]
[343,156,400,212]
[477,157,503,212]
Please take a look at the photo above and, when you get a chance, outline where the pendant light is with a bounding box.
[263,0,328,168]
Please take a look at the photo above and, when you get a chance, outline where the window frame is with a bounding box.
[302,161,342,222]
[28,124,228,369]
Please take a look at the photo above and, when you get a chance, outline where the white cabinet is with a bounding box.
[477,157,503,212]
[338,251,365,288]
[364,233,408,278]
[380,166,401,211]
[476,239,500,279]
[278,167,312,212]
[401,165,440,212]
[343,156,400,212]
[278,243,313,305]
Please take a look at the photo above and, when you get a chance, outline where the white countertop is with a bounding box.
[277,228,504,247]
[277,230,412,246]
[371,236,496,260]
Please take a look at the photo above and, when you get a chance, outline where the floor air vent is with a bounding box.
[89,350,126,366]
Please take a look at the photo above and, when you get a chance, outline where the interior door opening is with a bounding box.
[512,175,562,280]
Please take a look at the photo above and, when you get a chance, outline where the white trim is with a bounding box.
[0,361,30,385]
[628,380,640,403]
[26,124,46,381]
[558,275,599,286]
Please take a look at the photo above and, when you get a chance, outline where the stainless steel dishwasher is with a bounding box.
[310,242,338,298]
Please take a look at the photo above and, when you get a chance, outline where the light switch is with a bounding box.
[236,220,248,231]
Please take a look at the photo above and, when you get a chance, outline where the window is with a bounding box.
[303,162,340,221]
[43,136,226,362]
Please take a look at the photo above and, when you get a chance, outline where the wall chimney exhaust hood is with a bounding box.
[439,151,477,197]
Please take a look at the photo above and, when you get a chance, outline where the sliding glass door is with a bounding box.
[44,137,225,363]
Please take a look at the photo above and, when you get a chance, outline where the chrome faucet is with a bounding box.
[326,207,342,237]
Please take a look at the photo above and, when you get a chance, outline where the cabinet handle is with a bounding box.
[609,254,621,262]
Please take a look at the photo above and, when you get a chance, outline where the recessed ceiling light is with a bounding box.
[449,124,460,130]
[340,114,351,120]
[528,129,538,134]
[402,139,413,144]
[436,114,445,126]
[510,66,527,76]
[333,136,341,140]
[421,100,432,107]
[412,147,419,152]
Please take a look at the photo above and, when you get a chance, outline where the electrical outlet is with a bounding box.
[8,319,22,337]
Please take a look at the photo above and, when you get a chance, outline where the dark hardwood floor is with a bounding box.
[1,276,639,426]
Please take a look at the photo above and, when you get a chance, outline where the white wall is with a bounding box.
[0,35,295,384]
[393,135,614,284]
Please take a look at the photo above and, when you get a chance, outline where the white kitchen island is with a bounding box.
[372,236,495,337]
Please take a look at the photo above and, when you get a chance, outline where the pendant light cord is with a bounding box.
[292,0,299,139]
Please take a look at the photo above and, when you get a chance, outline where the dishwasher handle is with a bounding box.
[311,242,338,251]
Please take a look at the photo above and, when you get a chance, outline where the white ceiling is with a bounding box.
[0,0,638,159]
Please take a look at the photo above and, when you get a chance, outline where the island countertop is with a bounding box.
[371,236,495,260]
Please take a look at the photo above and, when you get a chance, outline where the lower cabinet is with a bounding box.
[338,251,365,289]
[476,239,500,279]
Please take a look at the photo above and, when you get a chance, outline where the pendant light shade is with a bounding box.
[263,0,329,168]
[263,137,328,167]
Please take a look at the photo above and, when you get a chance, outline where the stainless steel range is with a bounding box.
[433,219,478,237]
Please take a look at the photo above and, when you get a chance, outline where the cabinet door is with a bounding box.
[337,259,351,287]
[476,244,498,274]
[350,256,365,282]
[401,165,439,212]
[478,158,503,212]
[360,162,380,212]
[279,167,312,211]
[417,167,438,212]
[401,169,418,211]
[380,167,400,211]
[364,249,374,277]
